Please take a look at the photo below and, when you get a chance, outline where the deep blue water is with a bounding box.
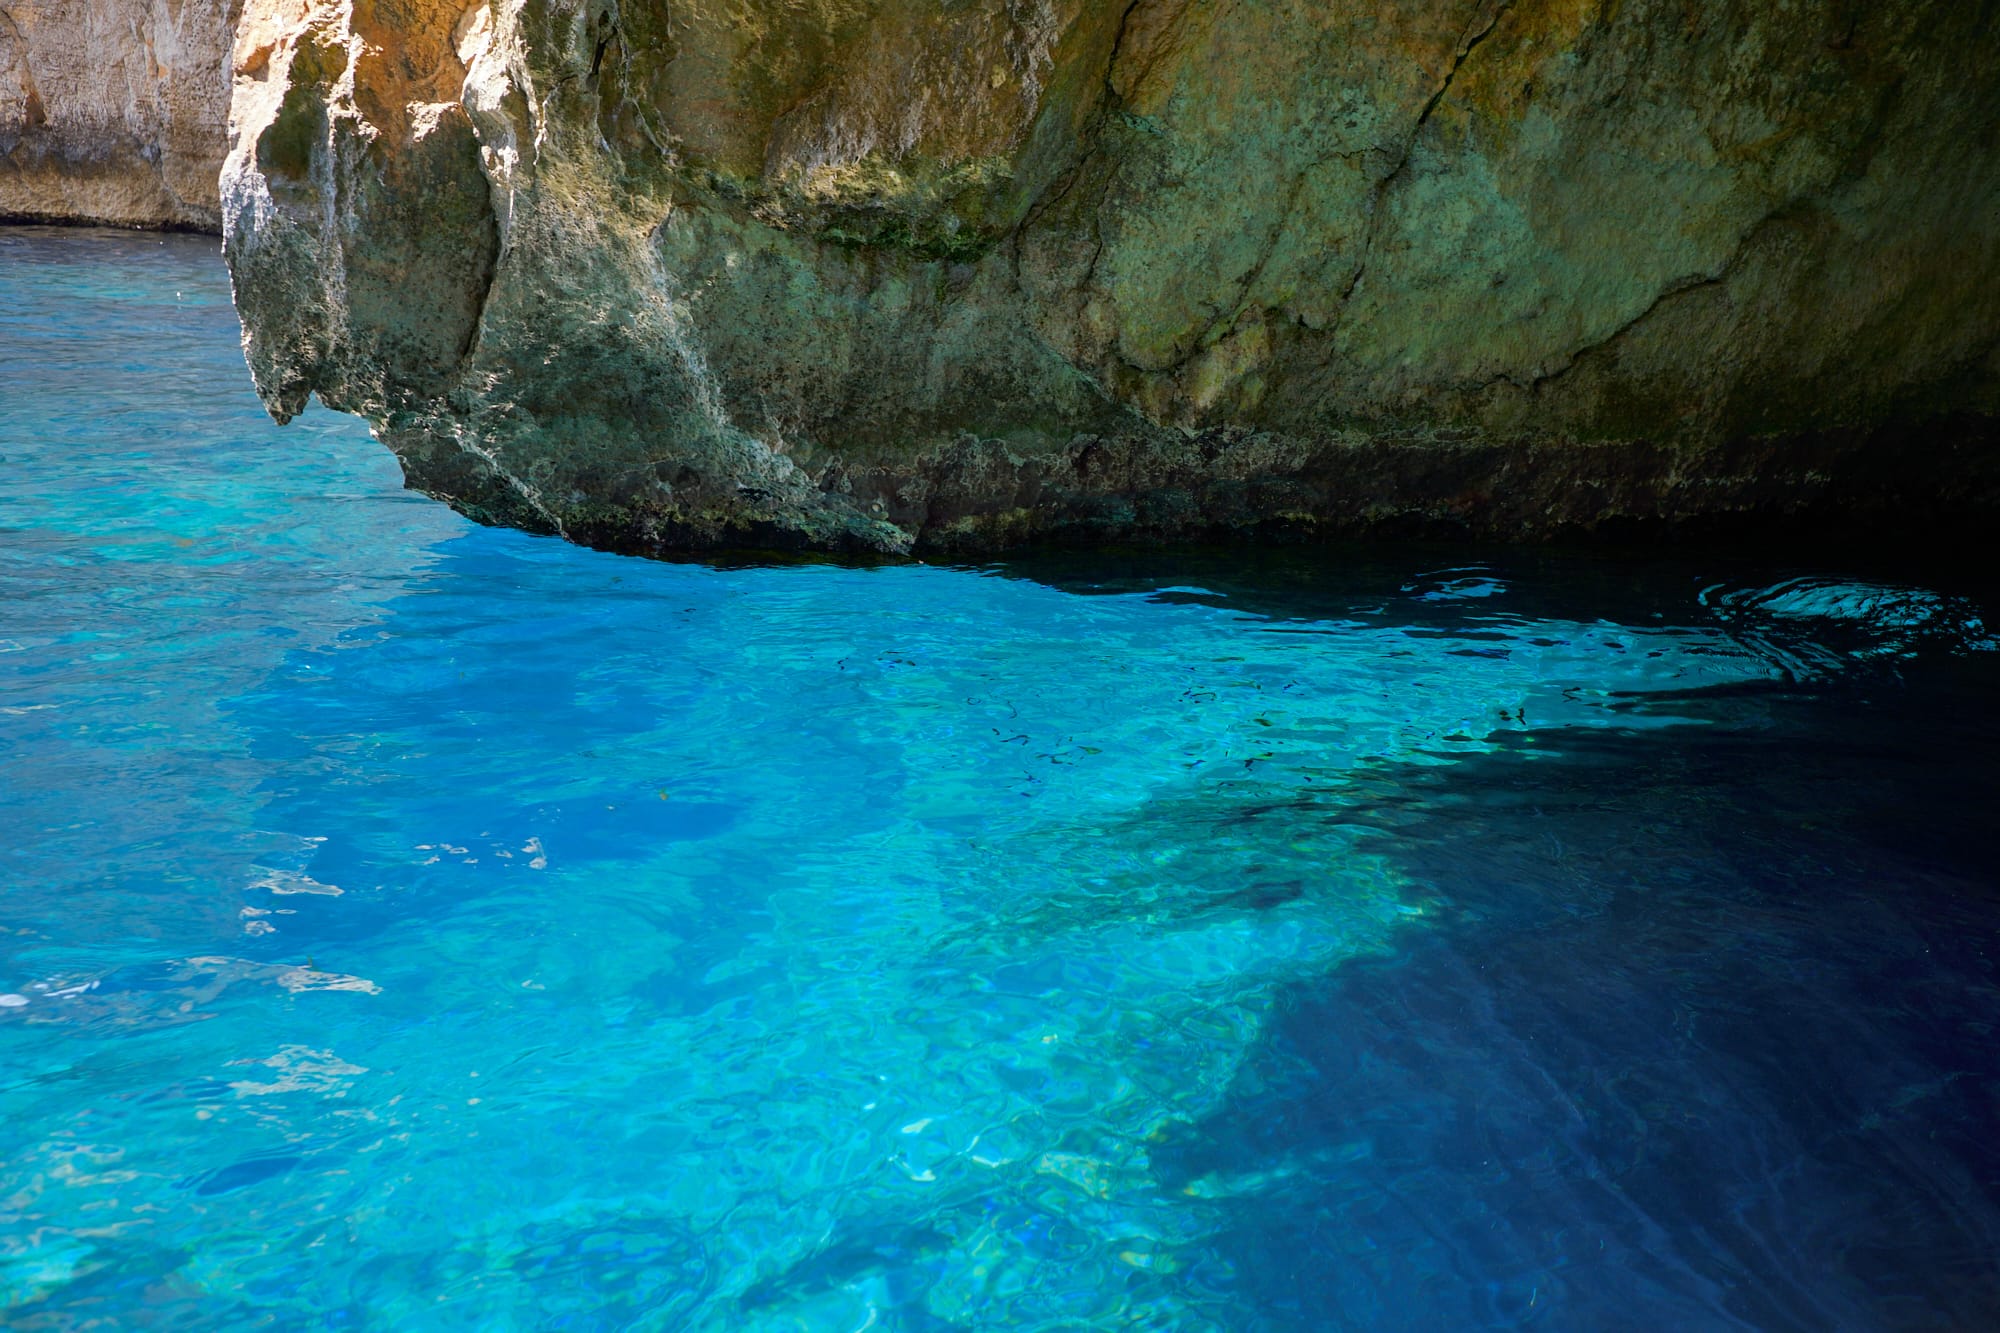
[4,226,2000,1331]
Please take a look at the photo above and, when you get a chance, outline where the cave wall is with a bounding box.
[179,2,2000,549]
[2,0,244,230]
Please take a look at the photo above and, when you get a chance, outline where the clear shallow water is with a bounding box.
[3,228,2000,1331]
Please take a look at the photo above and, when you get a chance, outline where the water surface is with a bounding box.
[4,227,2000,1330]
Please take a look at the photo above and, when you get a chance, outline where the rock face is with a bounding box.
[1,0,243,229]
[224,0,2000,555]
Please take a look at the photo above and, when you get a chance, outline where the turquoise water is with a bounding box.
[5,227,2000,1330]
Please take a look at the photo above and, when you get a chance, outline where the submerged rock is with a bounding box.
[1,0,242,229]
[222,0,2000,554]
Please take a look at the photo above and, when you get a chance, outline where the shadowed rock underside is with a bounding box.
[223,0,2000,555]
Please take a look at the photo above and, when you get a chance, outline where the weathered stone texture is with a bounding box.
[1,0,244,229]
[223,0,2000,554]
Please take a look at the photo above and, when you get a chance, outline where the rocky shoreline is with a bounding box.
[12,1,2000,555]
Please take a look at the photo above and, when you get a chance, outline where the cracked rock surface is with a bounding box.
[224,0,2000,555]
[2,0,243,229]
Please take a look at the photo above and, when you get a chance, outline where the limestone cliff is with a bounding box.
[223,0,2000,555]
[1,1,243,230]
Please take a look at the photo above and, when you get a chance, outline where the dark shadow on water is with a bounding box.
[991,540,2000,631]
[1152,660,2000,1330]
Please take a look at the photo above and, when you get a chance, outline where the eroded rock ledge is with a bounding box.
[2,1,242,230]
[224,0,2000,555]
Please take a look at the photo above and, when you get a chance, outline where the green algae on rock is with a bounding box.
[222,0,2000,555]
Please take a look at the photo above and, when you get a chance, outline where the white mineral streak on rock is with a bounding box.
[455,1,524,239]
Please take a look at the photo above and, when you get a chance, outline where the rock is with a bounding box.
[223,0,2000,555]
[1,0,243,230]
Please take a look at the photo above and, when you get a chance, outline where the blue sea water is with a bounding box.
[4,226,2000,1331]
